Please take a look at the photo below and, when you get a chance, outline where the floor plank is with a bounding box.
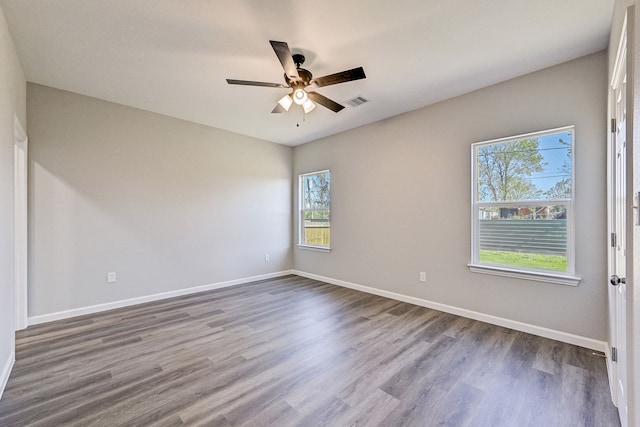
[0,275,620,426]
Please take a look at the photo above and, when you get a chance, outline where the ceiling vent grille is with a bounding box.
[345,96,369,107]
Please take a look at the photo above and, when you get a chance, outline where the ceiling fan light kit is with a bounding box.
[302,99,316,113]
[277,94,293,111]
[293,87,307,105]
[227,40,366,115]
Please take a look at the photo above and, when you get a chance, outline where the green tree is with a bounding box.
[477,138,546,202]
[303,172,330,221]
[545,179,570,199]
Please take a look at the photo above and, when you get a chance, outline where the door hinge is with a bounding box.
[611,232,616,248]
[612,346,618,362]
[611,118,617,133]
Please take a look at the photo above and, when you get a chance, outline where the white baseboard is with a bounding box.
[26,268,608,353]
[0,350,15,400]
[293,270,608,352]
[28,270,295,326]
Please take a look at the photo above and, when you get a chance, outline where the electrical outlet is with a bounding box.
[265,254,270,262]
[419,272,427,282]
[107,272,117,283]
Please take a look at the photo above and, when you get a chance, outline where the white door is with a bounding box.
[610,18,628,427]
[13,114,28,331]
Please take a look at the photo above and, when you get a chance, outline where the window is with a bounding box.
[470,127,578,285]
[299,170,330,249]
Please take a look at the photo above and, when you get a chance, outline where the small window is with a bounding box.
[299,170,330,249]
[470,127,577,284]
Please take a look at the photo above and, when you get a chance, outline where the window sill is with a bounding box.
[297,244,331,253]
[467,263,580,286]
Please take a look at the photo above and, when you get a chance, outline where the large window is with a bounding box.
[470,127,578,285]
[299,170,330,249]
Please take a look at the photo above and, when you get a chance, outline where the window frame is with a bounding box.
[469,126,580,286]
[298,169,331,251]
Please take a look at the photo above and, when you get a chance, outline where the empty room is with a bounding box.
[0,1,639,426]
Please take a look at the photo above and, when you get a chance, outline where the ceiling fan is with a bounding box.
[226,40,366,114]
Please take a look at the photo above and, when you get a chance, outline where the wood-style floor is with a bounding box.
[0,275,620,426]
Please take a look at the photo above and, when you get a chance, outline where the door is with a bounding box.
[13,114,27,331]
[610,17,628,427]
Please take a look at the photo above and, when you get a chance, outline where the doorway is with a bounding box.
[13,114,27,332]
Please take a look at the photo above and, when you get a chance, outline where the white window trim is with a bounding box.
[296,244,331,253]
[467,264,580,286]
[469,126,579,286]
[298,169,331,250]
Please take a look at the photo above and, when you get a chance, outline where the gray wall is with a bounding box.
[294,52,608,340]
[21,49,611,340]
[0,3,25,377]
[27,84,292,316]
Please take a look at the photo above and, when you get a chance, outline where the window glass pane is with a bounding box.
[478,205,567,271]
[300,170,330,248]
[302,172,330,209]
[304,209,330,221]
[303,210,330,246]
[476,131,572,202]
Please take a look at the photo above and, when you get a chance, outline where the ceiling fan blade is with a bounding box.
[309,67,366,88]
[226,79,288,88]
[307,91,345,113]
[270,40,300,81]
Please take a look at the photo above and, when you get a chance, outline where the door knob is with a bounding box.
[610,275,626,286]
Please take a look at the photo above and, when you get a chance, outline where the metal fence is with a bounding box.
[479,219,567,255]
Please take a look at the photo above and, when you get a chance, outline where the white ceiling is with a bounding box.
[1,0,614,146]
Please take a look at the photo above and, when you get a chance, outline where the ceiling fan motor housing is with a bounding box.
[286,68,312,86]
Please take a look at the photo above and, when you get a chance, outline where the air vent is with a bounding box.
[345,96,369,107]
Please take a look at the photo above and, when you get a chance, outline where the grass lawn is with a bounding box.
[479,250,566,271]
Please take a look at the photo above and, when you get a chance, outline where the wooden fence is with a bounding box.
[479,219,566,255]
[304,226,330,246]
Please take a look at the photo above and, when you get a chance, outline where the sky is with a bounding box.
[527,131,572,193]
